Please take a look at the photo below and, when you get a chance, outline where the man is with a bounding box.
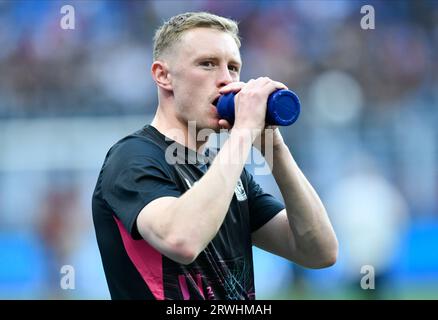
[92,12,338,300]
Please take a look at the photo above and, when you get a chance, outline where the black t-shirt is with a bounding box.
[92,125,285,300]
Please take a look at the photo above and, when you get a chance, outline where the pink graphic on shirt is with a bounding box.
[178,273,205,300]
[114,216,164,300]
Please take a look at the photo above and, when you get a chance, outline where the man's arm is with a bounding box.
[136,78,314,266]
[252,130,338,268]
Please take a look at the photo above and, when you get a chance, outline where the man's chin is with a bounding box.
[210,120,227,133]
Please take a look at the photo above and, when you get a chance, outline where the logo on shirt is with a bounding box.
[234,179,247,201]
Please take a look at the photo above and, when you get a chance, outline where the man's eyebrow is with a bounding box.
[194,55,218,61]
[195,55,242,67]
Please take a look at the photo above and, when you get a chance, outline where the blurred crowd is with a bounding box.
[0,0,437,299]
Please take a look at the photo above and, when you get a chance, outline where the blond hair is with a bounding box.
[153,12,240,60]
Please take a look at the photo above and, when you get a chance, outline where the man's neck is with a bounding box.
[151,108,208,154]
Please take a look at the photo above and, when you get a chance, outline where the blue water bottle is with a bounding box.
[216,89,301,126]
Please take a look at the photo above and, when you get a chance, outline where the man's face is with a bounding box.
[165,27,241,131]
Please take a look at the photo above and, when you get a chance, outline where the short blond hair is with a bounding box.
[153,12,240,60]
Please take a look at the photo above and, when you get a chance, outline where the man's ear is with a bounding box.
[151,61,173,91]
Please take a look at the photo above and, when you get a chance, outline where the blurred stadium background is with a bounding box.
[0,0,437,299]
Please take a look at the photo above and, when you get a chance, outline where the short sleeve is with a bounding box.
[244,168,285,232]
[101,140,181,239]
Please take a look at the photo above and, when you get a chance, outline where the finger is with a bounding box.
[273,81,288,90]
[258,77,287,89]
[245,78,288,94]
[261,80,288,90]
[218,119,232,130]
[219,81,246,94]
[259,80,288,97]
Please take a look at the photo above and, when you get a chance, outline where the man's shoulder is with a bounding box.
[105,126,167,165]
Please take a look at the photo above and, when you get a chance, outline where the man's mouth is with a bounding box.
[212,96,220,107]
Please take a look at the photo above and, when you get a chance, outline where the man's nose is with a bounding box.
[216,66,233,87]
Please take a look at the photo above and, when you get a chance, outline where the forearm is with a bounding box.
[168,128,254,256]
[269,143,338,266]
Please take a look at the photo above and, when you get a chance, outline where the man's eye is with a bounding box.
[228,65,239,72]
[201,61,215,67]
